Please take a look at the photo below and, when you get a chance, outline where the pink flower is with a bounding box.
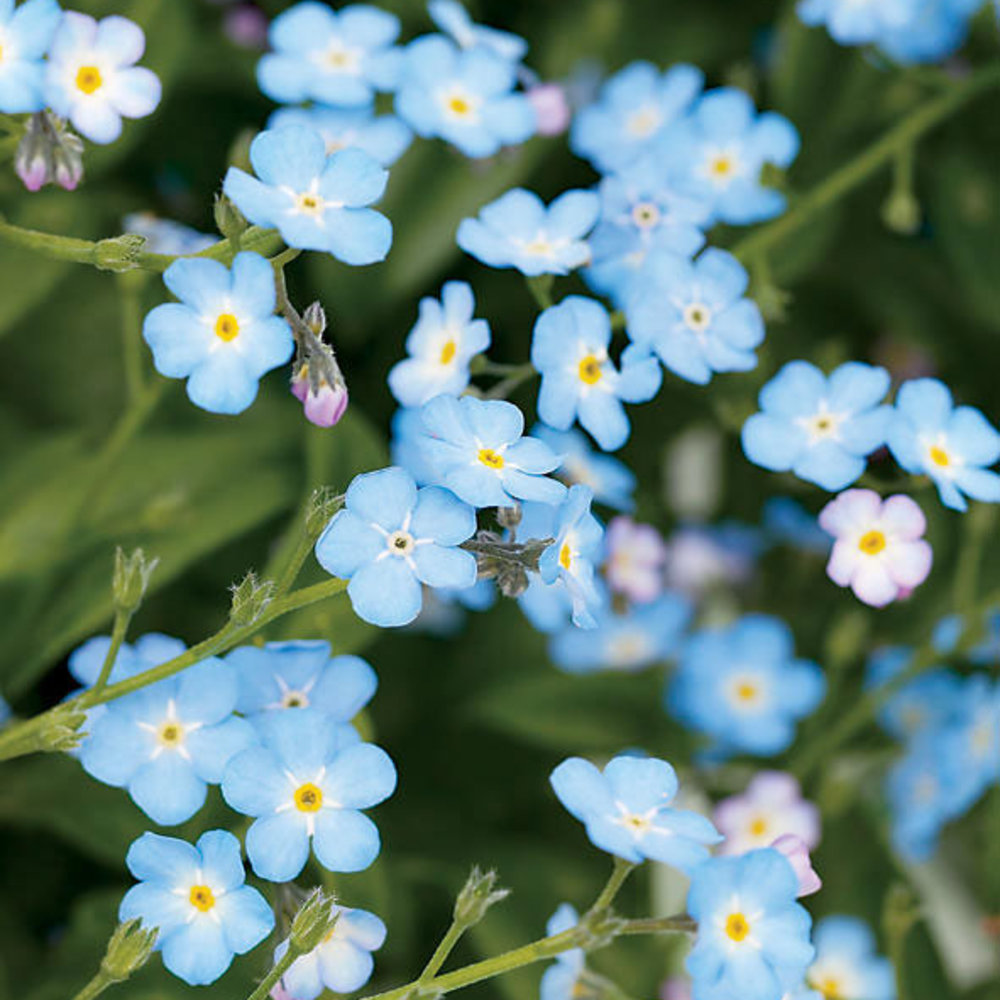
[713,771,820,856]
[604,516,666,603]
[527,83,571,136]
[770,833,822,897]
[291,364,348,428]
[819,490,932,607]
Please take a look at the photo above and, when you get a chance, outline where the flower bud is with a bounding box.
[229,571,275,626]
[527,83,571,136]
[290,889,338,954]
[291,360,349,429]
[303,301,327,338]
[113,547,159,614]
[305,486,346,538]
[454,867,510,927]
[15,111,85,193]
[101,919,158,982]
[770,834,821,897]
[214,193,248,243]
[39,704,88,754]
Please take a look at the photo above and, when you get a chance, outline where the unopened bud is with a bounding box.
[113,547,159,613]
[229,571,275,626]
[527,83,571,136]
[303,301,327,338]
[16,111,85,193]
[101,919,158,982]
[454,867,510,927]
[770,835,821,897]
[290,889,338,954]
[291,360,349,429]
[40,704,88,754]
[214,193,248,243]
[95,234,147,273]
[496,505,522,533]
[882,189,921,235]
[305,486,346,538]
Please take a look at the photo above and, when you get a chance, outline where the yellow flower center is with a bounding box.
[189,885,215,912]
[386,530,414,556]
[281,690,309,708]
[448,95,472,116]
[76,65,103,94]
[478,448,504,469]
[724,912,750,942]
[294,782,323,813]
[214,313,240,342]
[325,48,354,70]
[440,339,457,365]
[158,722,184,746]
[626,107,660,137]
[296,192,324,215]
[813,977,843,1000]
[559,543,573,570]
[749,816,768,837]
[929,446,950,467]
[735,682,759,703]
[578,355,602,385]
[710,155,734,178]
[623,813,651,832]
[858,530,886,555]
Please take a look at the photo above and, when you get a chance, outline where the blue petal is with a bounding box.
[247,811,312,882]
[125,831,200,884]
[793,440,865,491]
[161,918,233,985]
[129,754,206,826]
[250,125,327,190]
[409,485,476,544]
[604,756,677,811]
[549,757,613,820]
[346,466,416,530]
[412,543,477,589]
[221,745,293,816]
[348,556,423,627]
[324,208,392,266]
[216,885,275,953]
[187,717,257,783]
[119,881,190,933]
[324,742,397,808]
[315,509,385,579]
[313,809,381,871]
[312,655,377,721]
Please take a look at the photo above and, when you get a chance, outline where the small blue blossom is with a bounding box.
[540,904,585,1000]
[669,614,825,757]
[123,213,215,255]
[550,753,721,870]
[886,378,1000,512]
[415,395,566,507]
[742,361,893,491]
[143,252,294,415]
[686,849,814,1000]
[0,0,61,113]
[626,248,764,385]
[394,34,535,158]
[223,125,392,264]
[865,646,961,741]
[44,12,161,144]
[428,0,528,62]
[268,104,412,166]
[457,188,599,276]
[797,0,918,45]
[276,905,386,1000]
[805,916,895,1000]
[657,87,799,225]
[390,406,441,486]
[946,674,1000,811]
[257,2,401,107]
[120,830,274,986]
[222,707,396,881]
[315,466,478,627]
[227,640,377,722]
[570,61,704,174]
[532,425,637,512]
[388,281,491,408]
[762,497,829,554]
[515,500,576,633]
[532,296,662,451]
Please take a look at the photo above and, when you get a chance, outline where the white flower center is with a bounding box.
[683,302,712,333]
[386,530,415,556]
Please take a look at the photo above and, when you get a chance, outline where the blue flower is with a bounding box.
[257,2,401,107]
[946,674,1000,810]
[143,252,294,415]
[415,395,566,507]
[227,640,376,722]
[762,497,829,554]
[886,378,1000,511]
[457,188,599,276]
[532,297,661,452]
[669,614,825,757]
[428,0,528,62]
[223,126,392,264]
[550,753,721,870]
[865,646,960,741]
[532,425,637,512]
[123,213,215,255]
[391,406,442,486]
[0,0,61,113]
[120,830,274,986]
[742,361,893,491]
[80,655,256,826]
[657,87,799,226]
[625,248,764,386]
[315,466,478,627]
[222,707,396,881]
[44,12,161,144]
[797,0,918,45]
[268,104,412,166]
[388,281,491,407]
[805,917,895,1000]
[686,849,814,1000]
[394,34,535,158]
[515,500,577,633]
[550,593,692,674]
[570,61,704,175]
[540,904,585,1000]
[276,905,386,1000]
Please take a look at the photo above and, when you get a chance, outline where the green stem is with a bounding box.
[246,944,300,1000]
[116,272,148,404]
[91,608,132,695]
[484,362,538,400]
[589,858,636,913]
[69,971,114,1000]
[418,920,469,983]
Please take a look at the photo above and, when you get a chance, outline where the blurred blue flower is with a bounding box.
[428,0,528,61]
[533,425,637,511]
[805,916,895,1000]
[457,188,599,276]
[0,0,61,113]
[797,0,917,45]
[865,646,961,741]
[540,904,585,1000]
[315,466,478,628]
[123,213,215,255]
[268,104,412,166]
[946,674,1000,810]
[762,497,829,554]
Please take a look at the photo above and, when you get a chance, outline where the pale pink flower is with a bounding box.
[771,833,822,897]
[714,770,820,856]
[604,516,666,603]
[527,83,571,136]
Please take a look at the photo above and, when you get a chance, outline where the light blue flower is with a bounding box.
[532,297,661,452]
[391,406,441,486]
[625,248,764,386]
[657,87,799,226]
[805,916,895,1000]
[532,425,637,512]
[257,2,401,107]
[550,593,692,674]
[945,674,1000,811]
[223,125,392,264]
[227,640,376,722]
[415,395,566,507]
[123,212,215,255]
[865,646,961,741]
[742,361,893,491]
[143,251,294,415]
[428,0,528,62]
[0,0,61,113]
[550,753,721,870]
[797,0,917,45]
[268,104,412,166]
[315,466,478,627]
[388,281,491,407]
[877,0,969,64]
[394,34,535,158]
[570,61,704,174]
[457,188,599,276]
[222,707,396,881]
[80,654,255,826]
[540,904,585,1000]
[886,378,1000,512]
[539,485,605,628]
[44,12,161,144]
[276,905,386,1000]
[120,830,274,986]
[515,500,577,633]
[686,849,814,1000]
[762,497,829,554]
[669,614,825,757]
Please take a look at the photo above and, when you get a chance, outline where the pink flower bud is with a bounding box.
[527,83,571,136]
[224,4,269,49]
[17,154,48,192]
[290,365,310,404]
[303,380,348,428]
[771,834,822,897]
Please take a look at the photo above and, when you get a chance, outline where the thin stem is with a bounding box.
[69,971,114,1000]
[483,362,538,400]
[589,858,637,913]
[617,915,697,936]
[246,944,300,1000]
[418,920,468,983]
[116,272,147,404]
[91,608,132,695]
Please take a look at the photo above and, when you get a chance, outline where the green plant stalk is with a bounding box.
[91,607,133,695]
[116,272,148,404]
[246,942,301,1000]
[69,970,115,1000]
[589,858,636,913]
[418,918,470,983]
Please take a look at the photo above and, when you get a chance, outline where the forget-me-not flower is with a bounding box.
[0,0,61,113]
[268,104,412,167]
[120,830,274,986]
[886,377,1000,511]
[539,904,585,1000]
[804,916,895,1000]
[604,516,667,603]
[532,296,661,451]
[428,0,528,61]
[550,753,722,870]
[797,0,917,44]
[742,361,893,490]
[515,500,576,633]
[223,125,392,264]
[315,465,478,627]
[866,645,961,741]
[533,424,637,511]
[713,771,820,857]
[457,188,599,276]
[143,252,294,415]
[222,707,396,881]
